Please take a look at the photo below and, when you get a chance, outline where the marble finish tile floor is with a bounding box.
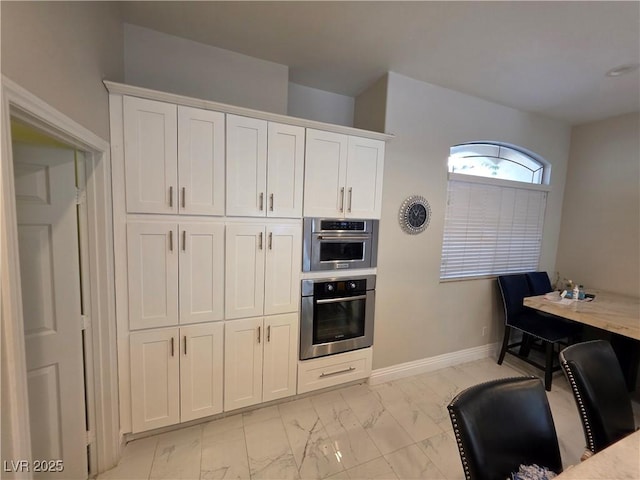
[99,357,640,480]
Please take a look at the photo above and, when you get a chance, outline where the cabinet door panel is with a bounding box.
[303,129,348,217]
[264,225,301,316]
[224,318,263,411]
[130,329,180,433]
[124,97,177,214]
[180,323,224,422]
[225,224,265,320]
[346,137,385,219]
[179,223,224,324]
[263,313,298,402]
[127,222,178,330]
[226,115,268,216]
[267,123,304,218]
[178,106,225,215]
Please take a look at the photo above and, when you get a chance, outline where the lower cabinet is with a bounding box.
[297,348,372,394]
[130,322,224,433]
[224,312,298,411]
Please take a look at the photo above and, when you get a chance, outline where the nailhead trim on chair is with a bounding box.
[560,357,595,453]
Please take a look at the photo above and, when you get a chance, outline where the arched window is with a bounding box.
[448,143,546,184]
[440,142,551,280]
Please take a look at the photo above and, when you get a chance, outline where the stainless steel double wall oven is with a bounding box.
[300,218,379,360]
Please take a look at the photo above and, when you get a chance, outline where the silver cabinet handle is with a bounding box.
[267,325,271,342]
[348,187,353,213]
[170,337,175,357]
[182,187,186,209]
[269,193,274,211]
[182,230,186,251]
[258,232,263,250]
[257,326,261,344]
[316,294,367,304]
[183,336,187,355]
[320,366,355,378]
[169,230,174,252]
[339,187,345,212]
[169,186,174,207]
[268,232,273,250]
[259,192,264,211]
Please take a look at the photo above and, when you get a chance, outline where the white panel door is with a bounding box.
[225,224,265,320]
[123,96,177,214]
[179,223,224,324]
[264,225,301,315]
[130,329,180,433]
[345,137,385,219]
[178,106,225,215]
[180,322,224,422]
[266,122,305,218]
[303,129,348,217]
[13,144,88,479]
[226,115,268,216]
[263,313,298,402]
[127,222,179,330]
[224,317,263,411]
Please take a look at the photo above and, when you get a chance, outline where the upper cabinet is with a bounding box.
[123,97,225,215]
[226,115,304,218]
[303,129,385,219]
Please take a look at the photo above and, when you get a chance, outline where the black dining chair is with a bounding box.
[525,271,554,295]
[560,340,637,457]
[448,376,563,480]
[497,274,581,390]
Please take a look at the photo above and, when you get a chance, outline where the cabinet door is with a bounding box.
[303,129,348,217]
[130,328,180,433]
[226,115,268,216]
[225,224,266,320]
[179,223,224,324]
[123,96,177,214]
[127,222,178,330]
[178,106,225,215]
[264,225,301,316]
[224,317,263,411]
[263,313,298,402]
[267,123,305,218]
[180,323,224,422]
[345,137,385,219]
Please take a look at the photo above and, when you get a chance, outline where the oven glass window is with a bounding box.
[319,242,364,262]
[313,297,365,344]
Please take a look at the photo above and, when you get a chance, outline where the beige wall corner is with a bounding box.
[354,73,388,133]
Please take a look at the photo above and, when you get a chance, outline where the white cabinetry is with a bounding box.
[225,223,301,320]
[124,97,224,215]
[304,129,384,219]
[226,115,304,218]
[127,221,224,330]
[130,322,224,433]
[297,348,372,394]
[224,313,298,411]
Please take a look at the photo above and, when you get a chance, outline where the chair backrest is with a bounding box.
[497,274,531,321]
[448,377,562,480]
[560,340,636,453]
[526,271,553,295]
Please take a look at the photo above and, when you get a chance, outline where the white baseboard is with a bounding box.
[369,342,501,385]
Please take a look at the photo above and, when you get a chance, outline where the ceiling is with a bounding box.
[121,1,640,125]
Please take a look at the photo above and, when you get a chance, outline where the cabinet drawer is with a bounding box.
[297,348,372,394]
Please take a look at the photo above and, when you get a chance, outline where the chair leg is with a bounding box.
[498,326,511,365]
[544,341,554,391]
[519,333,533,357]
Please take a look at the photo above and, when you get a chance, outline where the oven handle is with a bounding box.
[316,235,370,241]
[316,294,367,304]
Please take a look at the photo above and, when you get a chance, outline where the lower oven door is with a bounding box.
[300,290,375,360]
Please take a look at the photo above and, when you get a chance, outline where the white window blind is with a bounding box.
[440,180,547,280]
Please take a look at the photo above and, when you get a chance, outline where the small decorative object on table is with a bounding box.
[511,464,557,480]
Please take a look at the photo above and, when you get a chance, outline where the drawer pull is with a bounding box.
[319,366,355,378]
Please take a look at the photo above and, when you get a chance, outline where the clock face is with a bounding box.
[399,195,431,234]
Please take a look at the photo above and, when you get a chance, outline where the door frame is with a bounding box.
[1,76,120,474]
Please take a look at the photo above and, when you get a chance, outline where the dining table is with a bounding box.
[524,289,640,389]
[554,429,640,479]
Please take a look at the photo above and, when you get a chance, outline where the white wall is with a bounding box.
[368,72,572,370]
[556,113,640,297]
[124,24,289,115]
[1,1,124,140]
[288,83,354,127]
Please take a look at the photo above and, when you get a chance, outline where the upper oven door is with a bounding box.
[310,233,372,271]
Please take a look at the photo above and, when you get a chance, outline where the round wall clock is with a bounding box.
[399,195,431,234]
